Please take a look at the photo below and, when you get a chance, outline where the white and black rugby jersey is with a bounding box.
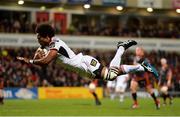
[49,37,76,58]
[45,37,83,66]
[42,37,101,75]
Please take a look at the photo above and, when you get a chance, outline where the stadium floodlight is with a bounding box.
[58,7,64,11]
[116,6,123,11]
[40,6,46,11]
[176,9,180,13]
[18,0,24,5]
[83,4,91,9]
[147,7,153,12]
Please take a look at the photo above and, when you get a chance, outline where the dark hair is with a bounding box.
[36,23,55,38]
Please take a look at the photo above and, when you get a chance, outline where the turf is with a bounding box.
[0,98,179,116]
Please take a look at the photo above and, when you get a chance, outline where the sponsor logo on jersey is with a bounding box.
[90,59,97,67]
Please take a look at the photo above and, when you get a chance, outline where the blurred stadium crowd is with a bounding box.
[0,47,180,92]
[0,10,180,38]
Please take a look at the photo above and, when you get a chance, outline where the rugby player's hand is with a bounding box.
[16,57,30,63]
[34,48,47,59]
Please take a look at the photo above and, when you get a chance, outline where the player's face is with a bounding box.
[37,33,50,46]
[135,47,144,57]
[160,58,167,66]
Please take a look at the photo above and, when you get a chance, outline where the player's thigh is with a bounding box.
[82,55,100,72]
[145,77,153,93]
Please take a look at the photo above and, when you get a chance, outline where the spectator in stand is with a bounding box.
[13,20,21,33]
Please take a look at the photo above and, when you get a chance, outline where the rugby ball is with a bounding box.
[89,83,96,91]
[35,48,48,59]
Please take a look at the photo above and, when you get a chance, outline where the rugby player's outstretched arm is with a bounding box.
[17,49,58,65]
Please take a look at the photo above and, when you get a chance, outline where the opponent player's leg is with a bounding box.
[168,90,173,105]
[146,84,160,109]
[115,75,128,102]
[130,79,139,108]
[107,81,116,100]
[88,82,101,105]
[91,91,101,105]
[160,85,172,105]
[166,86,173,105]
[116,86,126,102]
[93,92,101,105]
[162,94,167,106]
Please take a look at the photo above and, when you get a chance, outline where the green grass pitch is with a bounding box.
[0,98,179,116]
